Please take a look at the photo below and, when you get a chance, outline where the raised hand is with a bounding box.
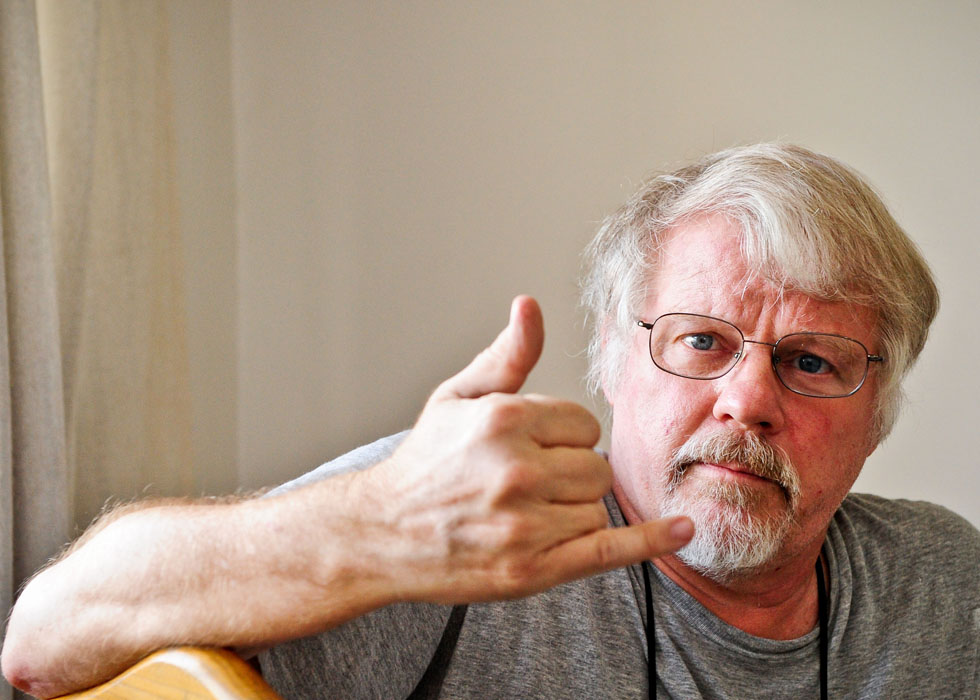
[359,296,694,604]
[0,296,693,699]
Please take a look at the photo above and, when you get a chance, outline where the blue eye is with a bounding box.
[794,354,830,374]
[684,334,716,351]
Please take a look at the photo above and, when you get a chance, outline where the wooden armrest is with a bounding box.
[54,647,282,700]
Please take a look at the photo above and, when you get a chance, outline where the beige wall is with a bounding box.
[170,0,238,496]
[174,1,979,526]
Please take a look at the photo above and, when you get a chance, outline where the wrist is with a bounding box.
[264,468,402,623]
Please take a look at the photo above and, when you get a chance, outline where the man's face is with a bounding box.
[606,214,880,576]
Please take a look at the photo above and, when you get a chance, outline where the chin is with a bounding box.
[662,485,795,583]
[676,534,784,584]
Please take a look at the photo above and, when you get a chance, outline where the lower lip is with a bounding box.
[692,463,774,485]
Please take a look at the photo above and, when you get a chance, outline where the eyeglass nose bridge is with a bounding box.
[734,337,778,361]
[729,338,782,377]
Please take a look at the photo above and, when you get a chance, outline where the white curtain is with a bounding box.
[0,0,72,669]
[2,3,193,696]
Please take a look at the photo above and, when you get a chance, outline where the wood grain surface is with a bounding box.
[54,647,283,700]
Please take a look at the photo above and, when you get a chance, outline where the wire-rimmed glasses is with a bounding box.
[636,312,883,398]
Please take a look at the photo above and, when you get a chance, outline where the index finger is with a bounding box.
[522,394,601,448]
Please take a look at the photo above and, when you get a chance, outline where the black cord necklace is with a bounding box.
[642,558,829,699]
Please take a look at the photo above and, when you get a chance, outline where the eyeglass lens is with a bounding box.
[647,313,871,398]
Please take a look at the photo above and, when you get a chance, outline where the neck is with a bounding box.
[615,484,827,640]
[651,549,825,640]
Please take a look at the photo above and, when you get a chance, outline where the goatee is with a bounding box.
[659,431,801,582]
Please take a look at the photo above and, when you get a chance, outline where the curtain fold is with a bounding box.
[38,0,194,531]
[2,2,193,696]
[1,2,72,697]
[0,0,72,607]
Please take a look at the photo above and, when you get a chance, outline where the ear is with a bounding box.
[862,391,888,458]
[598,318,617,406]
[864,434,881,460]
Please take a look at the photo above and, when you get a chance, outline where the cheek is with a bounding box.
[612,376,718,482]
[793,410,833,440]
[623,378,708,441]
[656,380,718,436]
[786,407,871,504]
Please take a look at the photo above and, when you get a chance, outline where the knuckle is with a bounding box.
[592,531,622,571]
[559,400,601,441]
[590,502,611,530]
[592,457,613,490]
[488,459,535,501]
[497,557,539,596]
[495,511,533,549]
[580,409,602,442]
[477,394,528,436]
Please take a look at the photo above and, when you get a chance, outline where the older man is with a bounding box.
[4,144,977,699]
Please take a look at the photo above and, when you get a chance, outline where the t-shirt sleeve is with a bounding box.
[832,494,980,697]
[259,600,453,699]
[264,430,410,497]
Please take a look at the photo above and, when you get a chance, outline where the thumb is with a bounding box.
[433,296,544,401]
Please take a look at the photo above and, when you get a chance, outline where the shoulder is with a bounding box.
[828,496,979,692]
[834,493,980,586]
[838,493,979,548]
[266,431,410,497]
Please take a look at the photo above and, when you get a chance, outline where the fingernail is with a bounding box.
[670,517,694,543]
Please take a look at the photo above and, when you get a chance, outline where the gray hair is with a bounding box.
[581,143,939,441]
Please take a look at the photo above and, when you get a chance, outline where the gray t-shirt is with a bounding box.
[260,433,980,698]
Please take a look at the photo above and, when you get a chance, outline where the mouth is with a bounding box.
[674,461,793,509]
[666,431,802,511]
[691,461,779,486]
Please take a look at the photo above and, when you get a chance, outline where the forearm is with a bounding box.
[1,471,390,698]
[2,297,695,697]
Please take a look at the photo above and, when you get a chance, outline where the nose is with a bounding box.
[711,342,786,433]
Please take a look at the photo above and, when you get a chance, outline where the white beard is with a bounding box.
[659,432,801,582]
[661,479,793,581]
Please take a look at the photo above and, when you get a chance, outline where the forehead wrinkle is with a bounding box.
[717,256,852,334]
[767,293,877,342]
[656,260,715,306]
[649,218,877,341]
[712,279,851,339]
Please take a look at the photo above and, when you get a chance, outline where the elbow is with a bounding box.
[1,633,54,698]
[2,579,73,699]
[0,638,25,691]
[2,636,75,699]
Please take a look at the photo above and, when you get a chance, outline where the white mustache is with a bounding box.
[667,432,801,506]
